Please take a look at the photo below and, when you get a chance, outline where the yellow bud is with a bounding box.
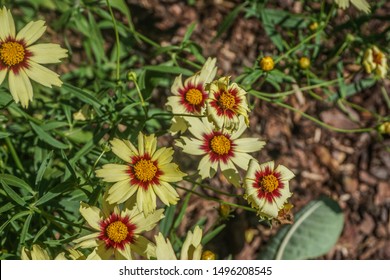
[219,204,231,219]
[259,56,274,72]
[378,122,390,134]
[309,22,318,32]
[201,250,216,260]
[299,57,310,69]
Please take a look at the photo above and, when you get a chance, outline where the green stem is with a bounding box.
[106,0,121,81]
[273,101,373,133]
[175,184,256,212]
[2,129,25,172]
[249,78,341,99]
[184,177,241,198]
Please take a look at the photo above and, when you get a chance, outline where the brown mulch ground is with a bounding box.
[124,0,390,260]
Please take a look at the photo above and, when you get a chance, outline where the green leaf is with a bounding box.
[258,196,344,260]
[0,211,30,232]
[0,174,34,195]
[260,8,284,51]
[182,22,197,43]
[0,202,15,214]
[30,122,68,149]
[1,180,27,207]
[173,190,192,230]
[35,151,53,188]
[0,131,11,139]
[35,181,75,206]
[202,224,226,245]
[213,3,246,42]
[20,213,33,244]
[62,83,103,115]
[159,205,176,237]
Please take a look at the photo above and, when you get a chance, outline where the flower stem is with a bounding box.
[2,131,25,172]
[106,0,121,81]
[175,184,256,213]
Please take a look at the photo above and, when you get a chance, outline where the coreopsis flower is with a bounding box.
[243,160,294,219]
[0,6,67,108]
[95,133,186,215]
[334,0,370,14]
[153,225,203,260]
[21,244,51,260]
[20,244,83,260]
[74,201,164,260]
[166,57,217,134]
[206,76,250,132]
[259,56,274,72]
[363,46,388,79]
[175,117,265,187]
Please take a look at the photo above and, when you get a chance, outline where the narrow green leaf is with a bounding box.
[0,174,34,195]
[30,122,68,149]
[182,22,197,43]
[258,196,344,260]
[33,224,49,243]
[202,224,226,245]
[160,205,176,237]
[0,202,15,214]
[0,131,11,139]
[261,8,284,51]
[20,213,33,244]
[35,151,53,187]
[173,191,192,230]
[1,180,27,206]
[213,3,246,42]
[35,181,75,206]
[62,83,103,115]
[0,211,30,232]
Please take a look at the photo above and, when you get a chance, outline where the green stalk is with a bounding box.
[106,0,121,81]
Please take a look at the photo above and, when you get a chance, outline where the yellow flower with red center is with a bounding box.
[0,6,67,108]
[363,46,388,79]
[166,57,217,134]
[95,133,186,215]
[206,76,250,132]
[153,226,203,260]
[74,201,164,260]
[176,117,265,187]
[243,160,294,219]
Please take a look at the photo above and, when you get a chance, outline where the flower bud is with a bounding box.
[201,250,216,260]
[259,56,274,72]
[299,57,310,69]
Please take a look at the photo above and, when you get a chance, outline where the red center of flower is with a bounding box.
[133,159,157,182]
[179,83,206,114]
[254,167,283,203]
[129,154,162,189]
[0,39,31,73]
[185,88,203,105]
[210,135,231,155]
[218,90,236,110]
[201,131,235,163]
[260,174,279,192]
[0,41,25,66]
[99,213,136,250]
